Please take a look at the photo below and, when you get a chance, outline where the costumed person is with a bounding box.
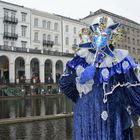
[59,16,140,140]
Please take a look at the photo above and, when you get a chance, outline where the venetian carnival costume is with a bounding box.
[59,16,140,140]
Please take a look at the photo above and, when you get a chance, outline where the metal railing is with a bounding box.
[0,45,74,57]
[4,16,18,24]
[3,32,18,40]
[43,40,54,47]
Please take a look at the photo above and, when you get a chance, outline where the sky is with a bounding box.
[2,0,140,23]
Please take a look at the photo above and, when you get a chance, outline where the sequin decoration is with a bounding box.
[122,61,129,70]
[101,68,109,80]
[101,111,108,121]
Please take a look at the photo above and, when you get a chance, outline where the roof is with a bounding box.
[55,14,88,26]
[82,9,140,26]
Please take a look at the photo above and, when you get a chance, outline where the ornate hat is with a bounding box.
[79,16,123,48]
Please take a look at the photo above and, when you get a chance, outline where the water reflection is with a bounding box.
[0,95,73,119]
[0,96,139,139]
[0,118,73,140]
[0,118,139,140]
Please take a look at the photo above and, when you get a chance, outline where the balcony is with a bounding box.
[3,32,18,40]
[29,48,41,54]
[0,45,12,51]
[4,16,18,24]
[0,45,74,57]
[13,47,27,52]
[43,40,54,47]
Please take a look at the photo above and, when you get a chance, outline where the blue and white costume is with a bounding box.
[59,16,140,140]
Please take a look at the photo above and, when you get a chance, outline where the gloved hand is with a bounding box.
[79,65,96,84]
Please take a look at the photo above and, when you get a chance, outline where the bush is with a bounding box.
[51,88,59,94]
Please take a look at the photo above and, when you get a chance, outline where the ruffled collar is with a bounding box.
[76,49,129,68]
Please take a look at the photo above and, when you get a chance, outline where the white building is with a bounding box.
[56,15,87,53]
[0,1,31,50]
[0,1,75,84]
[0,1,140,84]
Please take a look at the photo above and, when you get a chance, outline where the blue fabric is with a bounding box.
[80,65,96,84]
[59,52,140,140]
[59,65,79,102]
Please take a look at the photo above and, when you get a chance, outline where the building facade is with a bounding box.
[0,1,140,84]
[0,1,86,84]
[81,9,140,79]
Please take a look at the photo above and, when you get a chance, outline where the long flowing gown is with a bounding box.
[59,48,140,140]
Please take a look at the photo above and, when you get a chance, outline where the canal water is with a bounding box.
[0,96,139,140]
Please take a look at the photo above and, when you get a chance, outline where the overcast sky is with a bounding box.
[3,0,140,23]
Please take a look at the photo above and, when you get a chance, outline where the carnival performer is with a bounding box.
[59,16,140,140]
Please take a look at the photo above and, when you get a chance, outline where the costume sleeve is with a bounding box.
[59,61,80,103]
[124,69,140,115]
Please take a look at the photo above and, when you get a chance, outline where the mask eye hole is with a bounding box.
[102,32,108,36]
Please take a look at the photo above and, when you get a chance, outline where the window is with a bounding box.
[133,38,135,45]
[11,11,16,18]
[137,30,139,37]
[54,23,58,31]
[21,41,27,48]
[21,26,27,37]
[34,18,38,27]
[42,20,46,28]
[137,49,140,54]
[74,27,76,34]
[133,48,136,54]
[11,25,16,34]
[21,13,27,22]
[47,21,51,29]
[74,38,77,44]
[4,9,9,17]
[43,34,46,40]
[4,23,8,32]
[124,35,126,42]
[11,41,15,47]
[55,36,58,44]
[138,59,140,64]
[127,28,130,34]
[4,40,8,46]
[65,37,69,45]
[128,37,130,43]
[34,32,38,41]
[137,40,139,46]
[65,25,69,32]
[124,45,127,50]
[132,28,135,35]
[47,34,51,41]
[128,46,131,53]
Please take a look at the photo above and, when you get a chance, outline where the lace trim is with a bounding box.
[77,49,95,64]
[75,65,94,97]
[76,49,128,68]
[103,82,140,103]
